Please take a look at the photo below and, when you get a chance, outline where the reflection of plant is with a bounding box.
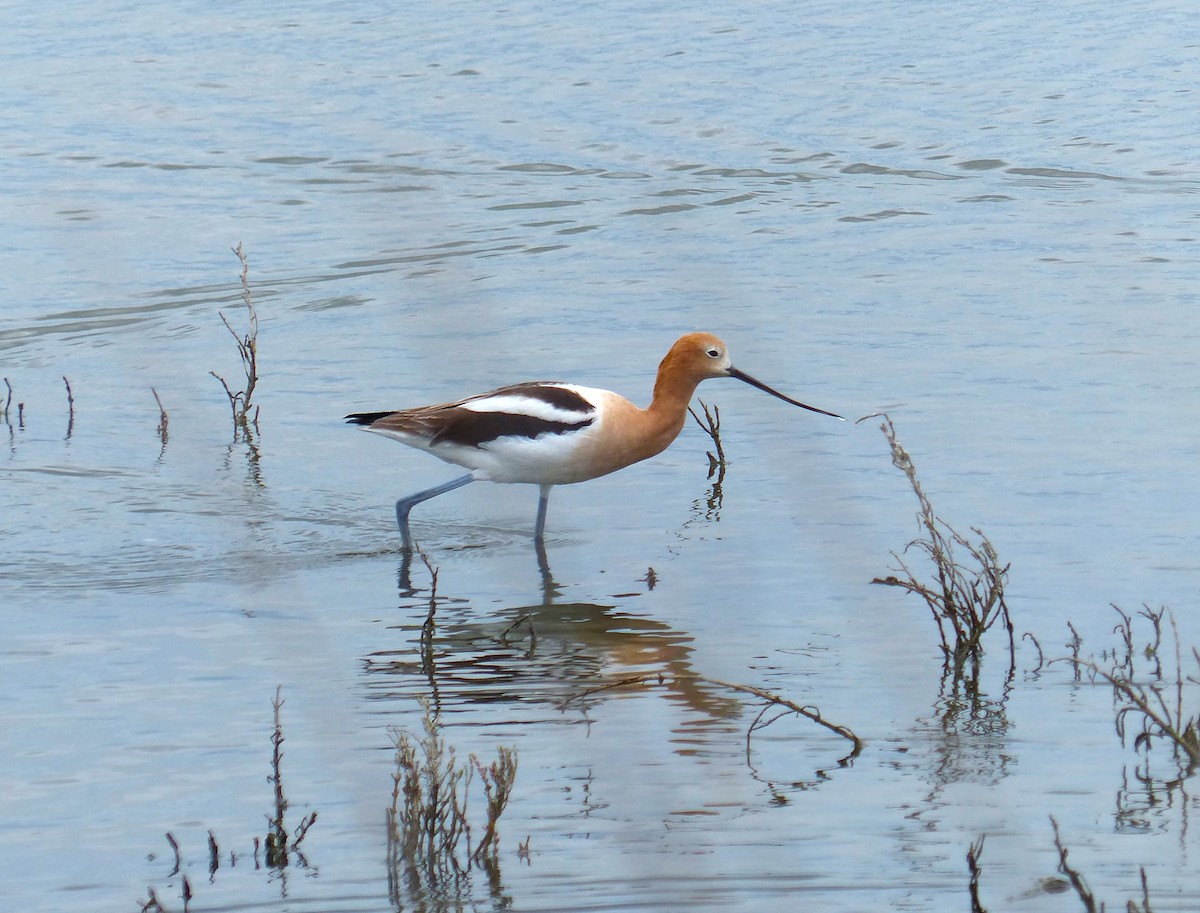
[866,415,1014,676]
[387,700,518,910]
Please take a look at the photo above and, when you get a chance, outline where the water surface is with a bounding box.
[3,1,1199,910]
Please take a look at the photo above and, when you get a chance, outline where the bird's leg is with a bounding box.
[394,473,476,549]
[533,484,552,544]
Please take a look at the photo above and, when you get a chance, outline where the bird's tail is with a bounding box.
[345,411,395,426]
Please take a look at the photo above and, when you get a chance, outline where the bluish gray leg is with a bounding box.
[534,484,552,544]
[395,473,475,549]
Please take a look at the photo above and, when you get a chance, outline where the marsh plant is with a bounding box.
[151,387,169,455]
[211,242,260,439]
[688,398,726,481]
[865,414,1014,675]
[688,398,726,518]
[62,375,74,439]
[140,687,316,912]
[1065,606,1200,780]
[387,701,518,910]
[565,673,862,783]
[966,818,1154,913]
[265,685,318,868]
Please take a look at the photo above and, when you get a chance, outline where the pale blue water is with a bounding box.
[3,1,1200,910]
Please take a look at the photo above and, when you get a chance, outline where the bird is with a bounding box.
[346,332,842,549]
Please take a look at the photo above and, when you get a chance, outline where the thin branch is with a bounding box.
[562,673,863,764]
[1050,816,1098,913]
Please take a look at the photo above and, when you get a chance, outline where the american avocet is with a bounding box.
[347,332,842,548]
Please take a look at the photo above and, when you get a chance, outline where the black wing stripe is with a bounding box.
[473,383,594,415]
[430,410,594,448]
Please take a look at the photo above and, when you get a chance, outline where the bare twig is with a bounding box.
[563,673,863,766]
[1050,816,1098,913]
[966,835,988,913]
[151,387,169,445]
[418,549,439,679]
[688,399,726,479]
[265,685,289,867]
[1023,631,1045,674]
[207,830,219,876]
[688,399,726,516]
[165,832,182,876]
[62,375,74,439]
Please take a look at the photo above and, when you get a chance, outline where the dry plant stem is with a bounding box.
[1133,868,1154,913]
[266,685,289,866]
[62,375,74,438]
[868,414,1014,673]
[471,746,518,864]
[263,685,317,869]
[387,699,517,900]
[1023,631,1046,673]
[705,677,864,759]
[1,377,12,420]
[1109,658,1196,764]
[165,832,182,876]
[1050,816,1155,912]
[1061,609,1200,773]
[1050,816,1099,913]
[417,548,439,678]
[966,835,988,913]
[152,387,169,442]
[565,673,863,761]
[688,399,726,479]
[211,242,260,436]
[1067,621,1084,681]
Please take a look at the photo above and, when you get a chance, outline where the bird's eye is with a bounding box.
[707,348,720,358]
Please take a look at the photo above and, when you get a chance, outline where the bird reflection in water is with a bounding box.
[369,551,742,731]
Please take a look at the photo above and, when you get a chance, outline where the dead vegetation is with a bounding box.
[1060,606,1200,781]
[265,685,318,868]
[966,817,1154,913]
[139,687,316,911]
[862,414,1014,676]
[688,398,726,481]
[564,672,863,775]
[688,398,726,517]
[210,242,260,439]
[151,387,169,455]
[387,700,518,909]
[62,375,74,438]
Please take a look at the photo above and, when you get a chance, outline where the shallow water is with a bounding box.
[3,0,1200,910]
